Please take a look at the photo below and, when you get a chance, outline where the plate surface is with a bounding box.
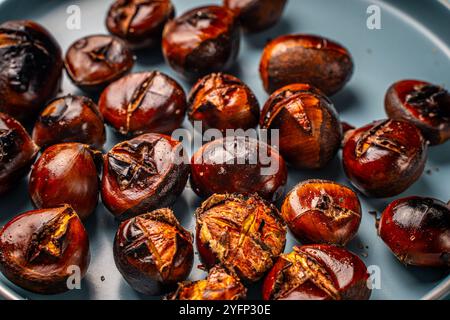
[0,0,449,300]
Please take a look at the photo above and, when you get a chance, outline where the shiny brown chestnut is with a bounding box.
[0,112,39,195]
[102,133,189,221]
[188,73,260,132]
[260,34,354,95]
[262,245,371,300]
[342,119,428,198]
[260,84,342,169]
[32,95,106,150]
[162,6,240,80]
[282,180,361,246]
[106,0,175,49]
[168,265,247,300]
[0,20,63,123]
[114,208,194,295]
[0,205,90,294]
[385,80,450,146]
[64,35,134,92]
[379,196,450,267]
[196,194,287,282]
[191,136,287,202]
[99,71,187,136]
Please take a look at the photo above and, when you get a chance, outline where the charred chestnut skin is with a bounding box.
[114,208,194,295]
[260,84,342,169]
[263,245,371,300]
[196,194,287,282]
[32,95,106,150]
[162,6,241,80]
[385,80,450,146]
[260,34,354,95]
[191,136,288,202]
[342,119,428,198]
[379,197,450,267]
[0,20,63,123]
[0,112,39,195]
[282,180,361,246]
[99,71,187,136]
[0,205,90,294]
[102,133,189,221]
[188,73,260,132]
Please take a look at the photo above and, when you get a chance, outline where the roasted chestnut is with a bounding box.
[0,205,90,294]
[260,84,342,169]
[0,112,39,195]
[281,180,361,246]
[102,133,189,221]
[0,20,63,122]
[32,95,106,150]
[260,34,354,95]
[188,73,260,132]
[379,196,450,267]
[106,0,175,49]
[196,194,287,282]
[262,245,371,300]
[168,265,247,300]
[99,71,187,136]
[342,119,428,198]
[385,80,450,146]
[191,136,287,202]
[64,35,134,92]
[162,6,240,79]
[114,208,194,295]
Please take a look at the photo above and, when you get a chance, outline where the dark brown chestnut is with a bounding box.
[379,196,450,267]
[64,35,134,92]
[262,245,371,300]
[162,6,240,80]
[196,194,287,282]
[0,20,63,123]
[260,34,354,95]
[188,73,260,132]
[260,84,342,169]
[0,205,90,294]
[342,119,428,198]
[190,136,288,202]
[32,95,106,150]
[99,71,187,136]
[281,180,361,246]
[102,133,189,221]
[385,80,450,146]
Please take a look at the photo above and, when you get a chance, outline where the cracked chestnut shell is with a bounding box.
[379,196,450,267]
[260,34,354,95]
[188,73,260,132]
[106,0,175,49]
[282,180,361,246]
[29,143,102,221]
[99,71,187,136]
[263,245,371,300]
[162,6,240,80]
[114,208,194,295]
[102,133,189,221]
[196,194,287,282]
[0,112,39,195]
[385,80,450,146]
[168,265,247,300]
[0,20,63,123]
[64,35,134,92]
[0,205,90,294]
[191,136,287,202]
[32,95,106,150]
[260,84,342,169]
[342,119,428,198]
